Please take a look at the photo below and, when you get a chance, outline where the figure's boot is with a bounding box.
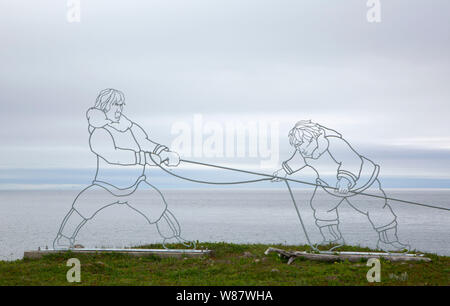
[165,210,196,249]
[175,236,197,249]
[53,235,75,250]
[157,210,196,249]
[376,223,410,253]
[161,237,197,249]
[53,208,87,250]
[317,223,345,251]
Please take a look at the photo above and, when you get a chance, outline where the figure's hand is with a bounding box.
[148,153,161,165]
[159,150,180,167]
[271,168,287,182]
[336,177,351,195]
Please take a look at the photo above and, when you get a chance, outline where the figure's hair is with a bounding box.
[94,88,125,112]
[288,120,323,146]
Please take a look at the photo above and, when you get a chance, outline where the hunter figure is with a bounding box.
[54,88,193,249]
[273,120,409,252]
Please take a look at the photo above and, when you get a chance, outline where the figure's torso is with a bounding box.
[94,125,145,189]
[105,126,140,151]
[305,151,340,187]
[304,150,378,190]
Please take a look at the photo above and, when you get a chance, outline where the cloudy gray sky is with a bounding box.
[1,0,450,189]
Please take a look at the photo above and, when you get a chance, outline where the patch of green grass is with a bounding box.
[0,243,448,286]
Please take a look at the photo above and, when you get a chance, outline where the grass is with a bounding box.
[0,242,448,286]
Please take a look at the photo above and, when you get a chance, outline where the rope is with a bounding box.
[150,155,320,251]
[179,159,450,212]
[155,163,272,185]
[150,156,449,252]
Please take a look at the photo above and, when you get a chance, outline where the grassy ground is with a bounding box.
[0,243,448,286]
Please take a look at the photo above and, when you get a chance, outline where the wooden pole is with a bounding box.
[264,247,432,264]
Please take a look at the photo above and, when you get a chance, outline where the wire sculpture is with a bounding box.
[273,120,408,252]
[54,89,449,253]
[53,88,194,250]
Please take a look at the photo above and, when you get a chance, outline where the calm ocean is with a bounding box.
[0,189,449,260]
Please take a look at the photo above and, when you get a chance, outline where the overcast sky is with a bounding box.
[1,0,450,189]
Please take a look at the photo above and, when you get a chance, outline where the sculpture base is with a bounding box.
[264,248,431,263]
[24,248,212,259]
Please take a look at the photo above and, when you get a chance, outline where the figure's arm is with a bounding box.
[130,123,168,155]
[272,150,307,181]
[327,136,363,189]
[282,150,307,175]
[130,123,180,167]
[90,128,140,165]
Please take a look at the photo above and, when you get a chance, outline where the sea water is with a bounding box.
[0,189,449,260]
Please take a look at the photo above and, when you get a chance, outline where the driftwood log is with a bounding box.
[264,248,431,264]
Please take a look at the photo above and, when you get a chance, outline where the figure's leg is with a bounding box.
[53,208,86,249]
[156,209,180,238]
[345,180,409,252]
[53,185,119,249]
[125,181,195,248]
[310,187,345,248]
[162,209,195,247]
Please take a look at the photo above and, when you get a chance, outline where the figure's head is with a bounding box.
[94,88,125,122]
[288,120,329,159]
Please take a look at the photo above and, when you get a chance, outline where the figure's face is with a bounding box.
[295,137,320,159]
[105,101,124,122]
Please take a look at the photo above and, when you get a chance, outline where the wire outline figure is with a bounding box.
[53,88,195,250]
[53,94,441,252]
[272,120,410,252]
